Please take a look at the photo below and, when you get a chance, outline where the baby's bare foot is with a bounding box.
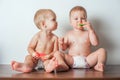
[45,57,58,73]
[11,61,16,70]
[94,63,104,72]
[11,61,32,73]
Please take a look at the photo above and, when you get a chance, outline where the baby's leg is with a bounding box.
[86,48,106,71]
[53,51,70,71]
[44,57,58,73]
[11,61,33,73]
[11,55,38,73]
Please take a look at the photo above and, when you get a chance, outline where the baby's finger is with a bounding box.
[59,37,64,41]
[59,37,64,43]
[41,57,47,61]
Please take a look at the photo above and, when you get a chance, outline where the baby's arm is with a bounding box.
[53,36,59,52]
[84,21,99,46]
[27,32,39,56]
[59,35,69,51]
[89,28,99,46]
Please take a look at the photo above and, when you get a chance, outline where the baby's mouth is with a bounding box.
[78,23,85,29]
[78,20,85,28]
[79,23,85,27]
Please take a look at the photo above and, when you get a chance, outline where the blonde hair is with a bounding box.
[69,6,87,19]
[34,9,56,29]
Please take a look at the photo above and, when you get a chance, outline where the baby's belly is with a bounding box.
[35,47,52,54]
[68,47,90,56]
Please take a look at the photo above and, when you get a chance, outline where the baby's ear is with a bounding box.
[41,21,45,26]
[40,21,46,28]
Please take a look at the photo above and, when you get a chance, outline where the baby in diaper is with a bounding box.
[58,6,107,72]
[11,9,69,73]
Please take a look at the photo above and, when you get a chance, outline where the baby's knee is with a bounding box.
[25,55,32,59]
[100,48,106,52]
[99,48,107,55]
[25,55,34,62]
[54,51,65,58]
[54,51,61,56]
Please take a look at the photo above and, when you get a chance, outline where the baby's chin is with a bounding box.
[77,26,84,30]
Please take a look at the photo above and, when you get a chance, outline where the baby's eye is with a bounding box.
[81,18,86,20]
[51,18,56,21]
[74,18,78,20]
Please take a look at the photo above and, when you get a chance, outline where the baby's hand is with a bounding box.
[42,54,52,60]
[82,20,92,31]
[59,37,64,48]
[32,52,41,59]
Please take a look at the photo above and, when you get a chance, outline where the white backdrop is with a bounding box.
[0,0,120,65]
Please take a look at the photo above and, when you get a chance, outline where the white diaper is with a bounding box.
[72,56,90,68]
[35,60,44,69]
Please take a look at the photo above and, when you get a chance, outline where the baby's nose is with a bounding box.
[78,20,82,24]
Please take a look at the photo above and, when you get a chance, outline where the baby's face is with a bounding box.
[45,14,57,31]
[70,10,86,30]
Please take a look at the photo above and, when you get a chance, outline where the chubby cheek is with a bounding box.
[71,21,77,27]
[52,22,57,27]
[50,23,57,30]
[54,23,57,29]
[53,22,57,26]
[48,22,54,27]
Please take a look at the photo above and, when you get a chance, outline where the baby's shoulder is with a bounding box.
[35,31,41,37]
[64,30,74,39]
[65,30,72,34]
[66,30,74,36]
[52,33,58,40]
[32,31,41,40]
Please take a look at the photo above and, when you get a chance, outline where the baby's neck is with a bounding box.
[41,30,52,36]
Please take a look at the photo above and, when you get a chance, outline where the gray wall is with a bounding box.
[0,0,120,65]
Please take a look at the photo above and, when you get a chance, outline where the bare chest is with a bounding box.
[70,32,89,45]
[36,36,55,53]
